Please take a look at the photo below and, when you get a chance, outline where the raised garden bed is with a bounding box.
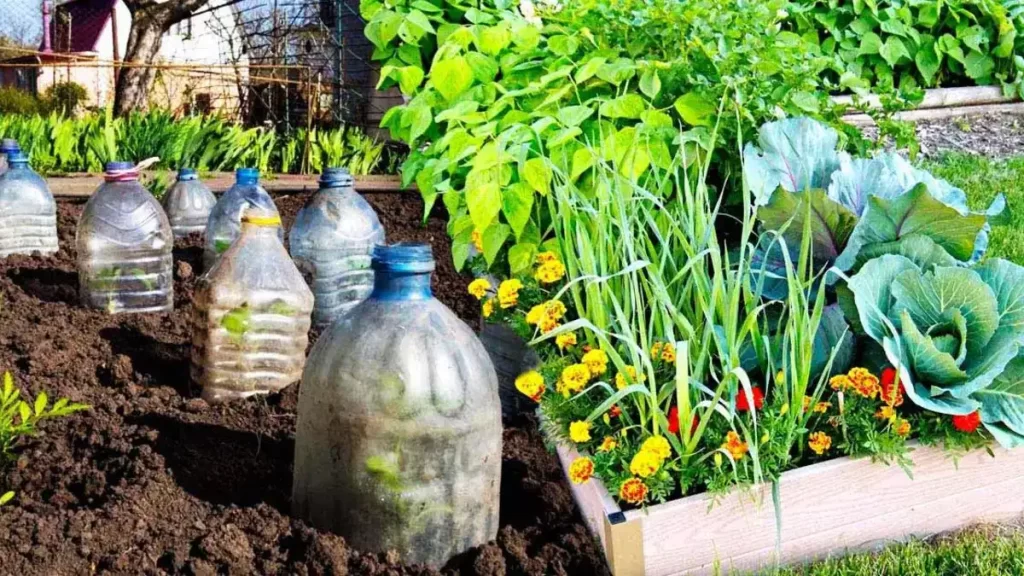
[556,441,1024,576]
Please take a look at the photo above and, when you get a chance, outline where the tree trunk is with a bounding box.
[113,0,211,116]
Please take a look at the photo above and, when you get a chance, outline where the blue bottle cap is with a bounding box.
[1,139,19,153]
[236,167,260,185]
[372,243,436,274]
[178,167,198,181]
[105,161,135,172]
[320,167,353,188]
[5,151,28,166]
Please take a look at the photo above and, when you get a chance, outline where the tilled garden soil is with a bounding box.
[0,191,610,576]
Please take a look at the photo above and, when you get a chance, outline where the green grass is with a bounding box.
[759,525,1024,575]
[926,153,1024,265]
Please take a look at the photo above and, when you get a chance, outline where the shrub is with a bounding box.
[42,81,88,116]
[0,87,42,115]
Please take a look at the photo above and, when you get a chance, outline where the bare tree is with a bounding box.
[114,0,211,115]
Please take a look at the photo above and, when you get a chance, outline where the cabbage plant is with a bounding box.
[847,254,1024,448]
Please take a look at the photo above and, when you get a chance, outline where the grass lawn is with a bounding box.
[749,153,1024,575]
[927,153,1024,265]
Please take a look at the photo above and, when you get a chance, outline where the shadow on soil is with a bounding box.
[8,266,79,304]
[100,325,197,397]
[130,413,294,514]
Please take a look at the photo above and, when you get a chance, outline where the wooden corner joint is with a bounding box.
[604,511,645,576]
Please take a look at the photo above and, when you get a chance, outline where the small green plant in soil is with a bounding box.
[1,371,89,505]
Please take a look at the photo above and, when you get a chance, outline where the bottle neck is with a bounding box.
[371,269,433,301]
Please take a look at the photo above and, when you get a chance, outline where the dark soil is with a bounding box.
[0,192,610,576]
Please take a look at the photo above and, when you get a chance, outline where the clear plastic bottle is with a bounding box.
[293,243,501,567]
[204,168,282,270]
[290,168,385,327]
[0,151,59,259]
[76,161,173,314]
[163,168,217,238]
[0,139,19,176]
[192,208,314,403]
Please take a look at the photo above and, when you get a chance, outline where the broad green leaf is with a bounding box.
[858,32,883,56]
[221,304,252,339]
[396,66,425,96]
[811,304,854,376]
[575,57,607,83]
[501,182,533,238]
[403,104,433,143]
[548,35,579,57]
[639,70,662,99]
[547,126,582,148]
[599,94,646,119]
[431,57,474,101]
[673,93,716,127]
[790,91,820,113]
[476,24,511,55]
[743,117,841,205]
[522,158,552,195]
[854,234,960,270]
[915,39,941,85]
[465,52,499,83]
[759,188,858,264]
[481,222,511,266]
[964,50,995,79]
[556,105,594,128]
[571,148,595,181]
[466,182,501,231]
[879,36,910,66]
[512,23,540,50]
[979,354,1024,444]
[508,242,538,276]
[596,58,635,85]
[847,254,919,341]
[900,309,968,386]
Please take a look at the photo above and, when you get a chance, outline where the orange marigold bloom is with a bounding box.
[830,374,852,391]
[568,457,594,484]
[619,478,648,505]
[598,436,617,452]
[808,431,832,455]
[895,418,911,437]
[722,431,748,461]
[876,405,896,422]
[848,367,880,399]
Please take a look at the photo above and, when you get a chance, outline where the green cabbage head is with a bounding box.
[847,253,1024,447]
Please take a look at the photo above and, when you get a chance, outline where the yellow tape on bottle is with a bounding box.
[242,215,282,227]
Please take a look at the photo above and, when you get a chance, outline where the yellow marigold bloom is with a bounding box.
[895,418,911,437]
[539,316,560,334]
[651,342,663,359]
[629,449,662,478]
[536,251,559,265]
[830,374,853,391]
[467,278,491,300]
[556,332,577,350]
[559,364,590,395]
[497,279,523,309]
[482,299,495,318]
[514,371,545,402]
[848,367,880,399]
[471,230,484,252]
[808,431,832,455]
[876,405,896,422]
[526,304,546,325]
[569,421,592,443]
[802,395,813,412]
[535,260,567,284]
[661,342,677,363]
[568,457,594,484]
[544,300,566,321]
[722,431,748,461]
[582,348,609,376]
[614,366,645,390]
[619,478,648,505]
[598,436,617,452]
[640,436,671,462]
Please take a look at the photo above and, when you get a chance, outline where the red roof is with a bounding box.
[47,0,119,54]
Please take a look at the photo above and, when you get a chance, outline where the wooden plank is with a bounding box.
[45,173,409,198]
[833,86,1011,111]
[842,102,1024,126]
[555,442,624,554]
[561,442,1024,576]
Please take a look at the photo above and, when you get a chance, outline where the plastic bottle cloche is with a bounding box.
[0,151,59,258]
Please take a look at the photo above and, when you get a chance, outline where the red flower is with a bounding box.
[952,411,981,433]
[880,367,904,407]
[609,405,622,418]
[735,387,765,412]
[667,406,679,434]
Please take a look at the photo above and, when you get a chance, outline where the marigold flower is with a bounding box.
[535,259,567,284]
[497,279,523,309]
[582,349,608,376]
[536,251,559,265]
[482,299,494,318]
[614,366,645,390]
[514,371,545,402]
[558,364,591,396]
[568,457,594,484]
[722,431,748,461]
[569,420,592,443]
[629,449,662,478]
[735,386,765,412]
[952,411,981,433]
[556,332,577,350]
[525,304,546,325]
[895,418,911,437]
[876,405,896,422]
[880,367,904,407]
[808,431,832,455]
[539,316,560,334]
[609,405,622,418]
[814,401,831,414]
[467,278,491,300]
[641,435,671,462]
[830,374,852,391]
[619,478,648,505]
[651,342,663,360]
[848,367,880,399]
[471,230,484,253]
[660,342,676,363]
[598,436,617,452]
